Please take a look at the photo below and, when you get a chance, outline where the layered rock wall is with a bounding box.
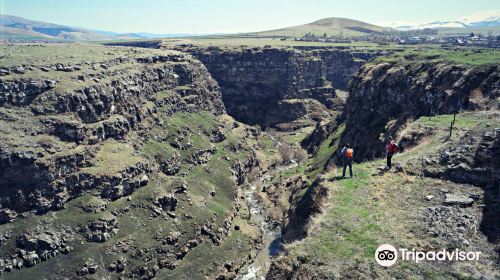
[174,46,384,126]
[0,52,223,218]
[341,62,500,160]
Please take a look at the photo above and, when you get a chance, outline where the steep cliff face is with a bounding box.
[0,44,276,279]
[341,61,499,160]
[281,177,328,243]
[315,48,378,90]
[171,45,384,126]
[0,50,222,216]
[265,54,500,279]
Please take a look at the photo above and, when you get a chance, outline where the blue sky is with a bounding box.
[2,0,499,33]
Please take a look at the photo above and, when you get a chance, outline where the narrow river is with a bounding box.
[239,133,297,280]
[239,174,282,280]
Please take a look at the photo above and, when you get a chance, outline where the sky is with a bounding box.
[1,0,500,34]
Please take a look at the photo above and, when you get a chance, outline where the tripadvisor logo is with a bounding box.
[375,244,398,267]
[375,244,482,267]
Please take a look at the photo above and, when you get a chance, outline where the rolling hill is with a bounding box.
[0,15,192,41]
[255,17,389,37]
[0,14,121,41]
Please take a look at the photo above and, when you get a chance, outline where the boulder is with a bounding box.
[89,232,110,242]
[88,264,98,274]
[444,194,474,207]
[140,174,149,186]
[156,196,178,212]
[165,232,180,245]
[0,69,11,76]
[17,232,65,252]
[13,66,25,74]
[0,209,17,224]
[86,217,119,242]
[23,252,39,267]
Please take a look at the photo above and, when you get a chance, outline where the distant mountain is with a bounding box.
[0,14,193,41]
[459,10,500,27]
[0,14,118,41]
[128,32,195,38]
[256,17,390,37]
[396,21,467,31]
[394,10,500,32]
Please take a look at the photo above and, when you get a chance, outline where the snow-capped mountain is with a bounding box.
[459,10,500,26]
[393,10,500,30]
[396,21,467,31]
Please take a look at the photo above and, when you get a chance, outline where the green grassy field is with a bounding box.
[437,26,500,36]
[159,37,500,66]
[374,45,500,65]
[160,36,381,48]
[0,43,174,67]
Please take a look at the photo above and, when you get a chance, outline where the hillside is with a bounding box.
[436,25,500,35]
[0,15,121,41]
[0,15,175,41]
[265,56,500,279]
[256,17,389,37]
[0,43,284,279]
[0,41,499,279]
[268,112,500,279]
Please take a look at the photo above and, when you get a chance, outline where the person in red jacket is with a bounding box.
[386,136,398,170]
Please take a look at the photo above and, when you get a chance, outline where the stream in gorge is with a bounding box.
[239,133,297,280]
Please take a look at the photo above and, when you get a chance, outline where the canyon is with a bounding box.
[0,42,499,279]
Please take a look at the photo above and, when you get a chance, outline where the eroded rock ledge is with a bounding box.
[0,51,222,221]
[172,45,386,126]
[341,62,499,160]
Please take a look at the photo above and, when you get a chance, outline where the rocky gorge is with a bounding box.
[171,44,386,127]
[0,44,274,279]
[0,42,499,279]
[0,49,222,217]
[341,61,500,160]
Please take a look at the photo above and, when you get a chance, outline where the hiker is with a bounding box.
[341,144,354,178]
[340,144,347,166]
[386,136,399,169]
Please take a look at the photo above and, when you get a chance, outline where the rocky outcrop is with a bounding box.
[341,62,500,160]
[282,177,328,243]
[417,125,500,187]
[0,51,224,222]
[0,225,75,272]
[48,58,223,124]
[409,123,500,243]
[0,80,56,106]
[85,216,119,242]
[422,205,478,249]
[232,153,259,185]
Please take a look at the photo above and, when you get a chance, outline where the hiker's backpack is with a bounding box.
[393,143,399,153]
[387,141,398,153]
[346,148,353,158]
